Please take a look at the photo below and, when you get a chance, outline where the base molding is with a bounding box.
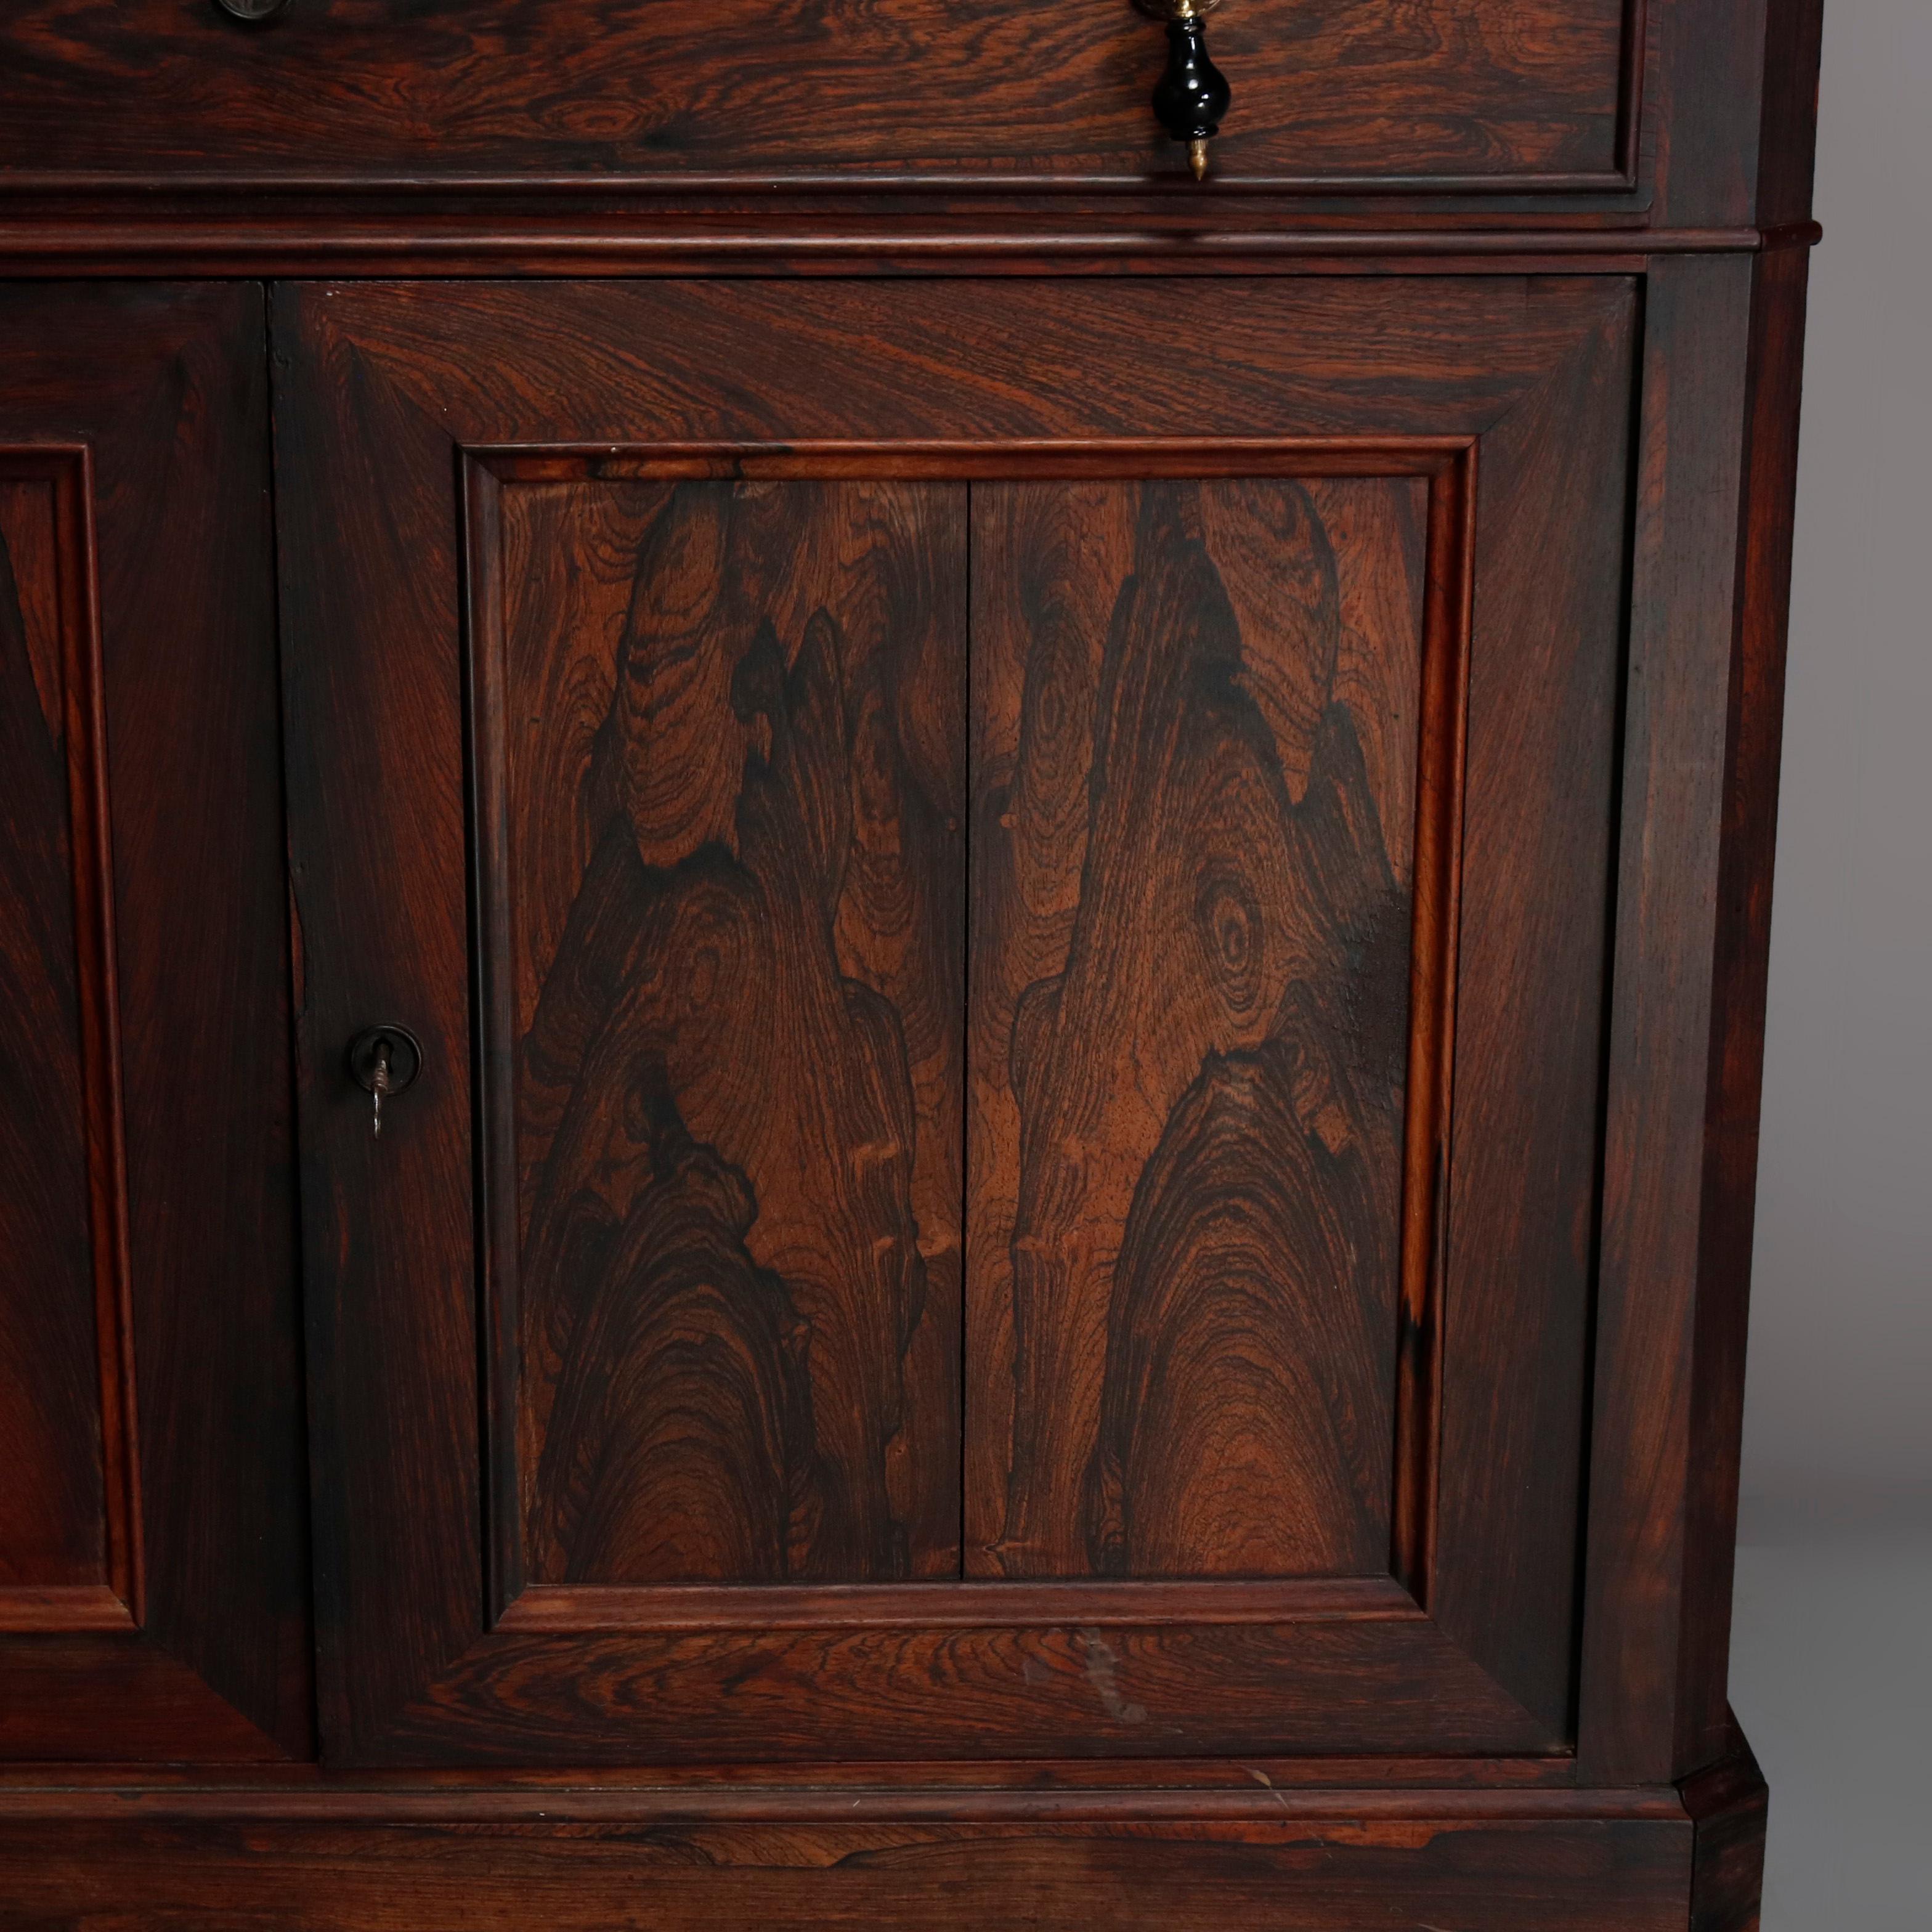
[0,1734,1766,1931]
[1686,1727,1772,1932]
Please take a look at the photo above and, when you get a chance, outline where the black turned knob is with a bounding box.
[1146,0,1232,181]
[213,0,290,20]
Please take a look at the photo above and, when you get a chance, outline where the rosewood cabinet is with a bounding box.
[0,0,1819,1924]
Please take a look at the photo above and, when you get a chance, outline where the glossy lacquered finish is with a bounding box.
[1148,7,1232,179]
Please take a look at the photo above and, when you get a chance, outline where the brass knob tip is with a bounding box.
[1188,137,1210,181]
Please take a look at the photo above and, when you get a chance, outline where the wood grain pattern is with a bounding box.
[498,1576,1412,1632]
[0,1804,1692,1932]
[0,0,1631,190]
[280,275,1634,1763]
[966,474,1434,1583]
[470,471,965,1594]
[0,285,308,1760]
[1426,279,1636,1734]
[0,4,1830,1912]
[388,1617,1555,1763]
[0,452,128,1616]
[0,0,1824,283]
[0,1748,1597,1796]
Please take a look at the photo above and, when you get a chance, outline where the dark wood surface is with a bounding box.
[0,0,1824,281]
[0,1750,1596,1795]
[1678,246,1810,1768]
[0,223,1803,285]
[965,473,1426,1583]
[0,6,1828,1921]
[0,450,124,1622]
[0,1727,1768,1929]
[1427,278,1634,1734]
[474,474,965,1594]
[0,1811,1692,1932]
[0,0,1631,192]
[277,274,1633,1763]
[1581,253,1756,1787]
[0,286,309,1760]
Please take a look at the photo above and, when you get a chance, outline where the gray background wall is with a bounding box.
[1740,0,1930,1530]
[1728,4,1930,1923]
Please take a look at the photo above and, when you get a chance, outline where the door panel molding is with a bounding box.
[0,445,140,1638]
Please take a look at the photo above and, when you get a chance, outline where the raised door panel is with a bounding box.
[967,474,1438,1585]
[0,287,309,1760]
[277,275,1631,1765]
[473,473,966,1605]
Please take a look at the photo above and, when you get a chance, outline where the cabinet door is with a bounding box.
[277,276,1633,1765]
[0,286,309,1759]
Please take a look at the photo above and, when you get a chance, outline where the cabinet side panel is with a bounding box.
[1430,284,1638,1732]
[1580,256,1756,1784]
[1675,244,1811,1776]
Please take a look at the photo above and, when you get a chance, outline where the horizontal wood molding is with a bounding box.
[0,221,1817,282]
[468,442,1474,482]
[0,1777,1683,1825]
[0,1734,1758,1932]
[0,1768,1715,1932]
[499,1577,1419,1633]
[275,274,1639,1761]
[0,1749,1594,1792]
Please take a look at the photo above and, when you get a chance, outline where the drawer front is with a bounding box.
[1,0,1636,192]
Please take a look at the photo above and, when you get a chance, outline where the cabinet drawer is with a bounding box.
[0,0,1637,193]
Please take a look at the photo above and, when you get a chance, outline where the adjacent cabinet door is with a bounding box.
[276,277,1636,1764]
[0,286,309,1761]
